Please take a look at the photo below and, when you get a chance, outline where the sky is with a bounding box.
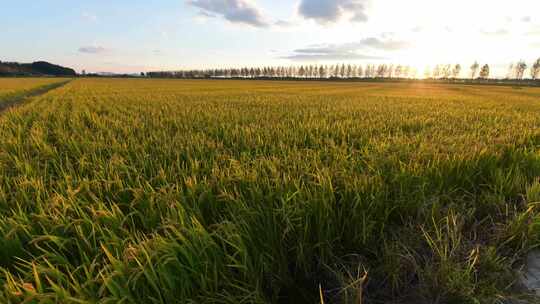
[1,0,539,77]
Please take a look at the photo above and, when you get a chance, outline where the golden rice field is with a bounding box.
[0,78,68,101]
[0,78,540,303]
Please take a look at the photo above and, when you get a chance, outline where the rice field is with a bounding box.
[0,78,68,102]
[1,78,540,303]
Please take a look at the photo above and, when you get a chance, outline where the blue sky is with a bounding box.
[2,0,539,76]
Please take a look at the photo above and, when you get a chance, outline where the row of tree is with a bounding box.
[149,64,418,79]
[147,58,540,80]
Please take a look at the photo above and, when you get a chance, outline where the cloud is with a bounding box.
[78,46,109,54]
[198,10,217,18]
[282,53,384,61]
[274,20,295,27]
[187,0,269,27]
[282,37,409,61]
[82,12,97,22]
[365,37,410,50]
[522,16,532,23]
[298,0,368,24]
[481,28,509,36]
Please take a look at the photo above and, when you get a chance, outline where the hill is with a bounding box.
[0,60,76,76]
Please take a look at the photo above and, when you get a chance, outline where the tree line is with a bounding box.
[147,58,540,81]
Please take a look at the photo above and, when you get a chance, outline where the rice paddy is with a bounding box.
[0,78,68,101]
[0,78,539,303]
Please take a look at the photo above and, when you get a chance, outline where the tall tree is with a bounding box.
[479,64,490,79]
[319,65,326,78]
[531,58,540,80]
[394,65,402,78]
[377,64,387,78]
[470,61,480,79]
[442,64,452,78]
[346,64,353,78]
[298,66,305,78]
[432,65,441,78]
[269,67,276,77]
[452,64,461,78]
[387,64,395,78]
[365,65,373,78]
[516,61,527,80]
[506,63,515,79]
[357,65,364,78]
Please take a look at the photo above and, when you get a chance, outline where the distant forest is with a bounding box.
[0,61,76,77]
[147,59,540,83]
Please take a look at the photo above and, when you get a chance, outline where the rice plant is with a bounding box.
[0,79,539,303]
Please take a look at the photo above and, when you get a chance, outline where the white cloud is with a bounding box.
[298,0,369,24]
[78,46,109,54]
[187,0,269,27]
[274,20,295,27]
[282,36,410,61]
[283,52,383,61]
[82,12,98,22]
[481,29,510,36]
